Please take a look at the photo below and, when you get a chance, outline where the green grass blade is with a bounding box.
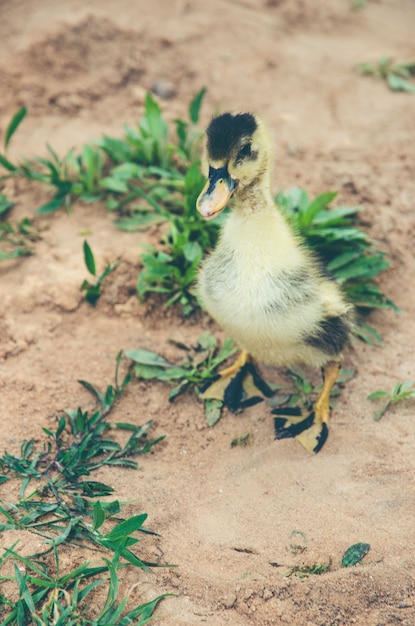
[83,240,96,276]
[125,349,173,369]
[387,72,415,92]
[93,501,106,530]
[104,514,148,541]
[36,196,65,214]
[0,152,17,172]
[4,106,27,150]
[78,379,105,407]
[189,87,207,124]
[367,391,389,400]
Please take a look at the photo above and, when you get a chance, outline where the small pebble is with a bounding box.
[151,79,176,99]
[398,601,412,609]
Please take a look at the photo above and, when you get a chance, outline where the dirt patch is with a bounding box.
[1,1,415,624]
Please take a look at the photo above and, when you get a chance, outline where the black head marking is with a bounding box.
[206,112,257,161]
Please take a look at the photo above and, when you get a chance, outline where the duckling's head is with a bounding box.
[196,112,273,220]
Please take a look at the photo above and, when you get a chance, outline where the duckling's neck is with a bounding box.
[225,174,300,262]
[233,172,274,216]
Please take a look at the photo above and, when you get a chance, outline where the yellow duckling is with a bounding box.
[196,112,354,453]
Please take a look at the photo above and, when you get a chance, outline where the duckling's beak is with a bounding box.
[196,165,237,220]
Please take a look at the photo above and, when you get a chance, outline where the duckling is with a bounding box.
[196,112,354,454]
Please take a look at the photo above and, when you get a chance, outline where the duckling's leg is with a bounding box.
[219,349,250,378]
[274,361,342,454]
[200,350,274,412]
[314,361,342,427]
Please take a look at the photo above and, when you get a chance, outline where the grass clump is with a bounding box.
[285,561,331,579]
[80,240,118,306]
[0,91,397,325]
[269,366,356,413]
[0,91,207,220]
[126,332,236,426]
[281,535,371,578]
[0,110,40,260]
[0,214,39,261]
[0,352,169,625]
[0,89,217,315]
[356,56,415,93]
[135,159,219,315]
[367,380,415,421]
[277,188,399,344]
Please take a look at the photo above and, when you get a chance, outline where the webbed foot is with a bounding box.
[273,406,329,454]
[200,353,274,412]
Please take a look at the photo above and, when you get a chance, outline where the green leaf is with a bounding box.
[0,152,17,172]
[169,380,190,401]
[78,379,105,407]
[133,364,181,381]
[215,337,237,363]
[341,542,370,567]
[81,143,97,173]
[387,73,415,93]
[326,251,361,271]
[49,516,82,546]
[36,196,65,214]
[114,212,165,232]
[302,191,338,224]
[4,106,27,150]
[59,562,94,585]
[312,206,361,225]
[83,240,96,276]
[99,177,129,193]
[183,240,202,262]
[56,415,66,437]
[396,380,415,394]
[93,501,106,530]
[104,514,148,540]
[125,594,173,623]
[197,332,217,351]
[0,248,30,261]
[353,323,382,346]
[189,87,207,124]
[125,349,173,369]
[367,390,389,400]
[373,406,388,421]
[205,398,223,426]
[110,162,143,180]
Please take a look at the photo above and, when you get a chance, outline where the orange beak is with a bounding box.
[196,166,237,220]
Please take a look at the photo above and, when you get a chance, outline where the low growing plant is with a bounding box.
[80,240,118,306]
[0,111,40,260]
[0,352,168,625]
[126,333,236,426]
[277,187,399,343]
[367,380,415,421]
[0,215,38,261]
[0,93,398,331]
[356,56,415,93]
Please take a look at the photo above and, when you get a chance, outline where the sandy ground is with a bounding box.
[1,1,415,624]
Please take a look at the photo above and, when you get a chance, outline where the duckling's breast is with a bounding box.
[198,245,331,366]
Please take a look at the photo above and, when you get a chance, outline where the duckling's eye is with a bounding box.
[236,143,252,162]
